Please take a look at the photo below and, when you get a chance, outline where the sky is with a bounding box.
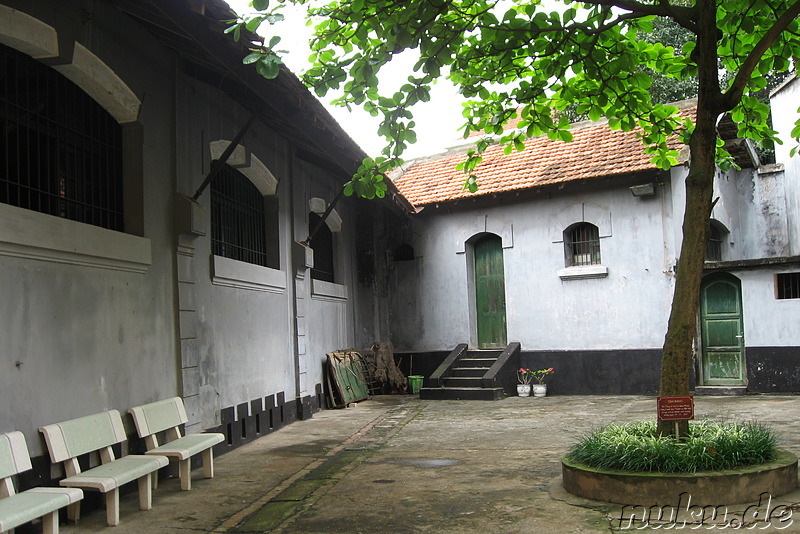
[226,0,468,159]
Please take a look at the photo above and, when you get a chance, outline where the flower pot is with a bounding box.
[517,384,531,397]
[532,384,547,397]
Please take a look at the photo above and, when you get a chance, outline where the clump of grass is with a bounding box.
[566,420,778,473]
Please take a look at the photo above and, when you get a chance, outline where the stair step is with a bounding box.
[466,350,502,357]
[694,386,747,396]
[419,387,505,401]
[454,358,495,367]
[449,368,487,377]
[441,377,483,388]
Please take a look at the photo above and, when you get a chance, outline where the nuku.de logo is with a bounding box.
[616,492,794,530]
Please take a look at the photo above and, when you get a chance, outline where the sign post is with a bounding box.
[657,395,694,436]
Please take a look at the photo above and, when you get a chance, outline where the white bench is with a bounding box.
[0,431,83,534]
[39,410,168,527]
[129,397,224,491]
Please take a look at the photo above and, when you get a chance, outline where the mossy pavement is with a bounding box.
[56,394,800,533]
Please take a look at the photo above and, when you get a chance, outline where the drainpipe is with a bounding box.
[288,150,303,403]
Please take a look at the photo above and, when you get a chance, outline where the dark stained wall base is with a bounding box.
[395,349,663,395]
[746,347,800,392]
[519,350,663,395]
[397,347,800,395]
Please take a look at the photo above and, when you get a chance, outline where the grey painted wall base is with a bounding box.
[562,450,798,507]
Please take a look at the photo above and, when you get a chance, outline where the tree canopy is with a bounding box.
[233,0,800,195]
[232,0,800,435]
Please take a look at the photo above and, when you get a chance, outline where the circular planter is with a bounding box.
[532,384,547,397]
[517,384,531,397]
[562,449,798,506]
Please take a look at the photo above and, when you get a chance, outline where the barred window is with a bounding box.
[309,212,334,283]
[565,222,601,266]
[211,162,268,267]
[776,273,800,300]
[706,221,725,261]
[0,44,123,230]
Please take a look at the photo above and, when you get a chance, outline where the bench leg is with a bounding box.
[43,510,59,534]
[203,448,215,479]
[67,502,81,524]
[152,470,159,490]
[105,488,120,526]
[180,459,191,491]
[138,473,153,510]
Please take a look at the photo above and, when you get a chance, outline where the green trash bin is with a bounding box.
[408,375,424,394]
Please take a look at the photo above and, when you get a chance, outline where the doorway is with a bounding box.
[699,273,746,386]
[473,234,507,349]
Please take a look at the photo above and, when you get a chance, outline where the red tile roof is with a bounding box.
[395,105,695,207]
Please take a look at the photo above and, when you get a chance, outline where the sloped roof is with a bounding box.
[116,0,414,214]
[395,104,696,207]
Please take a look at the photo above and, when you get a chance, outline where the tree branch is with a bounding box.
[723,0,800,109]
[581,0,694,20]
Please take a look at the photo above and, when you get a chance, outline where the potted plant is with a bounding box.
[516,368,534,397]
[531,368,554,397]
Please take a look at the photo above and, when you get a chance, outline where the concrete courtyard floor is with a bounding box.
[58,394,800,533]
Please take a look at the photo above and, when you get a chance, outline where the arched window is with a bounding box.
[0,43,123,230]
[211,162,268,267]
[565,222,601,266]
[309,212,334,282]
[706,220,726,261]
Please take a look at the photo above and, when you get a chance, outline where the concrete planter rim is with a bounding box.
[562,449,798,506]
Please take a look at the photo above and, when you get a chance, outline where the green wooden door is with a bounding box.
[474,235,507,349]
[700,274,745,385]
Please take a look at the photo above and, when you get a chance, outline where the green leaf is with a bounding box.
[256,57,281,79]
[253,0,269,11]
[245,16,263,32]
[243,52,263,65]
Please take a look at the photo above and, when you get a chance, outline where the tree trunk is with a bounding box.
[657,0,722,437]
[656,114,716,436]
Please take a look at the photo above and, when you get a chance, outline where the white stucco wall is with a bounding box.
[737,269,800,347]
[771,77,800,256]
[0,0,380,453]
[389,176,679,351]
[0,1,178,454]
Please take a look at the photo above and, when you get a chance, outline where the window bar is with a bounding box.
[23,54,30,211]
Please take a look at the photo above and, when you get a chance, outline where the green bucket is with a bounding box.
[408,375,424,394]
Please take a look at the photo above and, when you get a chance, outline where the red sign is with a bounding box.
[657,395,695,421]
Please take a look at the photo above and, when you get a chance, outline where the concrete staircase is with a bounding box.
[420,343,520,400]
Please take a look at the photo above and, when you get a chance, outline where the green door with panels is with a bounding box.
[699,274,746,385]
[474,235,507,349]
